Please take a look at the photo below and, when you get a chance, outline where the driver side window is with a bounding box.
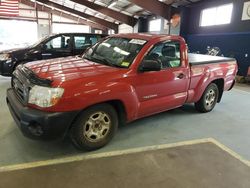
[45,35,70,50]
[144,40,181,69]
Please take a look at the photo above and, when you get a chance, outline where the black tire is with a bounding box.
[70,103,118,151]
[195,83,219,113]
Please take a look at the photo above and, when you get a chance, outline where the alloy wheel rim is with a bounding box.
[205,89,216,108]
[84,112,111,142]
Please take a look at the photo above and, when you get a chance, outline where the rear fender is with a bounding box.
[191,70,225,103]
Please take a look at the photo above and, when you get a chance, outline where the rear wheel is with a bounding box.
[195,83,219,113]
[70,104,118,151]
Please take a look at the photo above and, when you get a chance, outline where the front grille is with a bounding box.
[12,77,25,102]
[12,66,31,104]
[11,64,52,104]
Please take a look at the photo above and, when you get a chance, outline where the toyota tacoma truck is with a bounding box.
[6,34,237,151]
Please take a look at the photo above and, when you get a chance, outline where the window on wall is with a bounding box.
[200,3,233,27]
[108,29,115,34]
[0,20,37,51]
[52,23,90,34]
[95,30,103,34]
[149,19,161,32]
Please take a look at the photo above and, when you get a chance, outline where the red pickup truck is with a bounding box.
[7,34,237,150]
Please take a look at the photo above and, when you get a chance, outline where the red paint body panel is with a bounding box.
[25,34,238,123]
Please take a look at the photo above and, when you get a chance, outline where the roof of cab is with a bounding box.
[53,33,108,36]
[110,33,183,41]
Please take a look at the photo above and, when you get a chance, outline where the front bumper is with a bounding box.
[6,88,79,140]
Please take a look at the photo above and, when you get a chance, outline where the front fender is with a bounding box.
[48,81,139,122]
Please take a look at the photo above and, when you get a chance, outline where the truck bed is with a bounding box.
[188,53,236,66]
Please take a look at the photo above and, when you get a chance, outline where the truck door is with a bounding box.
[135,40,190,117]
[41,34,72,59]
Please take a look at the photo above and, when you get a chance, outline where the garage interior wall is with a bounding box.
[51,15,90,34]
[118,24,134,33]
[0,19,37,50]
[19,3,51,38]
[180,0,250,76]
[136,15,180,35]
[52,23,90,34]
[148,16,169,34]
[0,2,96,46]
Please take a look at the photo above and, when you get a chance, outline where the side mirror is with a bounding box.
[41,44,47,51]
[139,60,161,72]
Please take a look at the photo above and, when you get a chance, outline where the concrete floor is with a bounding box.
[0,76,250,167]
[1,142,249,188]
[234,83,250,92]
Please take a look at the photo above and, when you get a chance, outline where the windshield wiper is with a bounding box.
[97,57,122,68]
[84,55,122,68]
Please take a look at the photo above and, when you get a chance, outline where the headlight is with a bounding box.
[0,53,10,61]
[28,85,64,108]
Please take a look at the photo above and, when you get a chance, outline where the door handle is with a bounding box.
[42,53,52,56]
[177,73,185,79]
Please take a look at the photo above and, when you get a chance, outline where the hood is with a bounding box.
[25,56,126,85]
[0,47,32,60]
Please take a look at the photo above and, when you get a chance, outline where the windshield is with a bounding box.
[29,35,51,48]
[83,37,147,68]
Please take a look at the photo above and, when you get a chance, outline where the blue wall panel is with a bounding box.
[181,0,250,76]
[186,33,250,76]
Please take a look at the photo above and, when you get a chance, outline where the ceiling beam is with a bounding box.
[35,0,118,32]
[70,0,137,26]
[133,9,145,17]
[20,0,106,30]
[161,0,176,5]
[122,3,134,11]
[129,0,171,20]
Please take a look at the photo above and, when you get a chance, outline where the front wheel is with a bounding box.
[195,83,219,113]
[70,104,118,151]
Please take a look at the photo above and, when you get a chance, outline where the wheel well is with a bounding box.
[106,100,127,126]
[73,100,127,127]
[212,79,224,103]
[65,100,127,138]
